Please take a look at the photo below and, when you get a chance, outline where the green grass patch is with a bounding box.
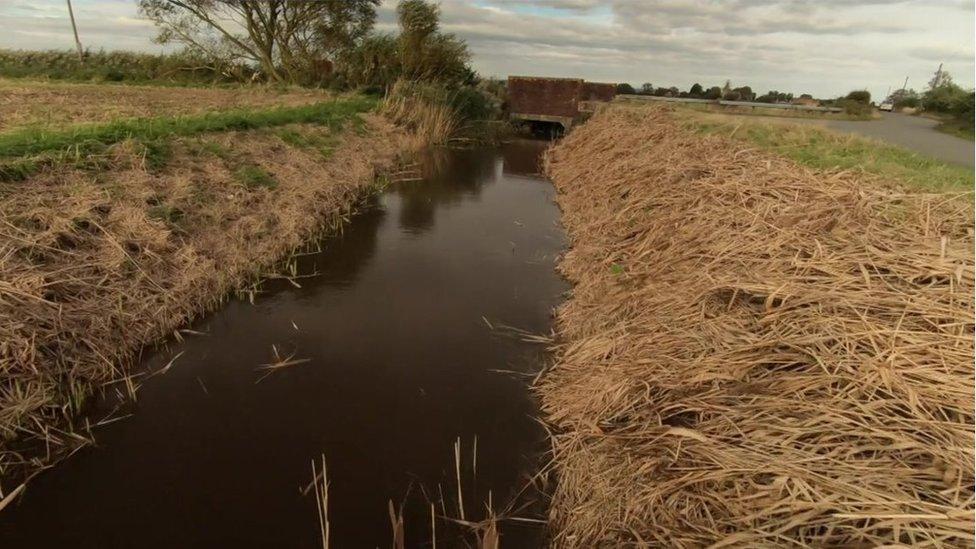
[0,157,41,181]
[147,203,185,225]
[234,165,277,190]
[140,140,171,171]
[683,115,974,192]
[275,128,314,148]
[273,126,339,159]
[193,139,231,159]
[653,100,869,121]
[0,97,375,159]
[935,120,975,141]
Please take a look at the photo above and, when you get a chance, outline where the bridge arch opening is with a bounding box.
[526,120,566,139]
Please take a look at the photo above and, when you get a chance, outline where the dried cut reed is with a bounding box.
[538,106,975,547]
[312,455,330,549]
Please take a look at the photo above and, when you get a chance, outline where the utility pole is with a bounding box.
[902,76,909,91]
[66,0,83,63]
[931,63,944,89]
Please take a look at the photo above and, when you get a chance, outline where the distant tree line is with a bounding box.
[617,80,802,104]
[615,65,974,129]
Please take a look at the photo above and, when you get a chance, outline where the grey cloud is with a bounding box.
[486,0,604,10]
[908,45,976,63]
[438,0,972,97]
[0,0,972,99]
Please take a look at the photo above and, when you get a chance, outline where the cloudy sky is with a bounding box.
[1,0,972,99]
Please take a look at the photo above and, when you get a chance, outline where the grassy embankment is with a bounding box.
[933,118,976,140]
[616,96,874,121]
[539,105,973,546]
[0,81,409,491]
[675,108,974,191]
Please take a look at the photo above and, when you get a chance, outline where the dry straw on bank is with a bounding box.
[0,116,406,485]
[539,106,974,546]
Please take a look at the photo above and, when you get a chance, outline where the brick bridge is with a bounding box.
[508,76,616,131]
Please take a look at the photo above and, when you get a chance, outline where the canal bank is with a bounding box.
[1,142,567,547]
[0,105,405,485]
[538,105,974,547]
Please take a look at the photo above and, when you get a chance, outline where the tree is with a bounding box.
[703,86,721,100]
[924,82,969,113]
[928,63,952,90]
[641,82,653,94]
[689,83,703,97]
[954,92,974,125]
[732,86,753,101]
[336,32,399,88]
[721,79,732,97]
[838,90,872,116]
[336,0,471,89]
[137,0,380,84]
[395,0,470,83]
[757,91,794,103]
[845,90,871,103]
[889,88,919,109]
[616,83,636,94]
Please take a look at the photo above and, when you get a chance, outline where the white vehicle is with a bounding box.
[879,102,894,112]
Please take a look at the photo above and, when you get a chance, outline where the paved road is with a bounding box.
[799,113,974,168]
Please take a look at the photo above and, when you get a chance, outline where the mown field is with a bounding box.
[0,78,332,132]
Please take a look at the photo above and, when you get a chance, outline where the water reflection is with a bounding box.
[395,147,498,234]
[275,195,386,295]
[500,140,549,177]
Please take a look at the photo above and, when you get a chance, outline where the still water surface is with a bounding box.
[0,141,567,547]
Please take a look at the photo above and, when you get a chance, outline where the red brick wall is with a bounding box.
[581,82,616,102]
[508,77,583,118]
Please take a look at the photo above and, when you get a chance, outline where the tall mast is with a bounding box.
[67,0,83,63]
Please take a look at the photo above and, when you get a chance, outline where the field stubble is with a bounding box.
[0,78,331,132]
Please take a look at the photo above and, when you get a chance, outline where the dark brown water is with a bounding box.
[0,142,566,548]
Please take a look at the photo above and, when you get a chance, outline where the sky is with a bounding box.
[1,0,973,99]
